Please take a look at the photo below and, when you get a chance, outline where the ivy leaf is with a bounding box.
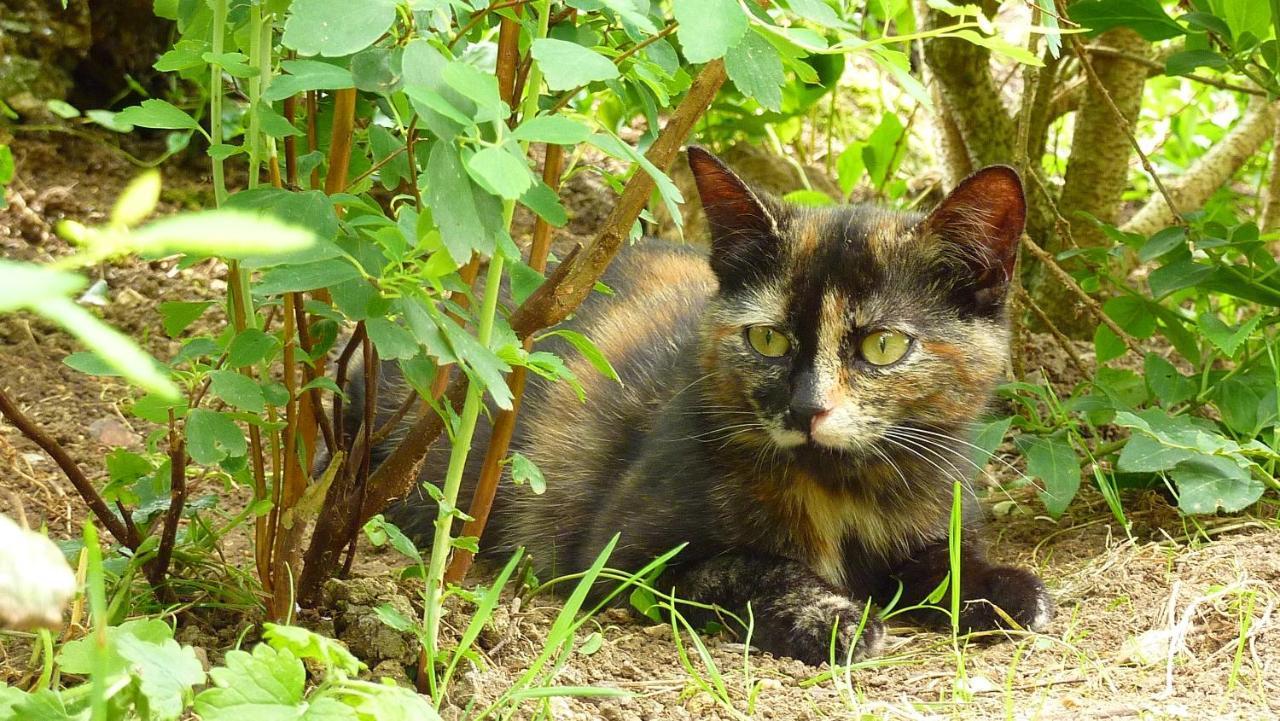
[1170,455,1263,514]
[159,301,212,338]
[530,39,620,91]
[116,633,206,721]
[282,0,398,57]
[186,409,247,465]
[208,370,267,414]
[116,99,201,132]
[1020,435,1080,518]
[674,0,748,63]
[725,30,785,112]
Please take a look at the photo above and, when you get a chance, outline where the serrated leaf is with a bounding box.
[116,633,206,721]
[531,39,620,91]
[281,0,398,57]
[426,141,500,264]
[263,624,363,676]
[725,30,785,112]
[1197,312,1260,358]
[510,452,546,494]
[539,329,620,383]
[195,644,356,721]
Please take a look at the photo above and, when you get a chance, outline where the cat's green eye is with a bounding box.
[746,325,791,358]
[861,330,911,366]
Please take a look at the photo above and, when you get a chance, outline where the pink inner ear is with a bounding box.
[687,147,771,235]
[928,165,1026,281]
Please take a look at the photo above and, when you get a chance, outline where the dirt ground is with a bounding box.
[1,131,1278,720]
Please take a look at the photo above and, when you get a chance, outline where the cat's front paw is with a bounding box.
[757,593,885,666]
[960,565,1054,633]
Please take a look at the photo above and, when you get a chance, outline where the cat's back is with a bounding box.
[494,240,717,561]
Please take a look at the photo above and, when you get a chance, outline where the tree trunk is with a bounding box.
[1035,29,1150,337]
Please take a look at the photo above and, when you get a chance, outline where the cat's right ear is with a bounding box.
[687,146,780,283]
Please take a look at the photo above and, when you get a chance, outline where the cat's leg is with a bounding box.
[885,538,1054,633]
[664,553,884,665]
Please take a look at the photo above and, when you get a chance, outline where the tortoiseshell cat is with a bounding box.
[366,147,1053,664]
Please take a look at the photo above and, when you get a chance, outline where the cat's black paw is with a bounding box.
[755,593,885,666]
[960,565,1054,633]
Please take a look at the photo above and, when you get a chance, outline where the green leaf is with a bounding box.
[0,145,13,187]
[1102,296,1155,339]
[194,644,356,721]
[263,624,363,676]
[1138,226,1186,262]
[112,171,162,227]
[209,370,267,413]
[438,314,513,409]
[281,0,398,57]
[116,99,201,131]
[116,633,206,721]
[159,301,213,338]
[39,297,178,399]
[1164,49,1228,76]
[402,40,472,139]
[466,145,534,200]
[519,181,568,229]
[225,189,340,265]
[1171,455,1263,514]
[365,318,419,361]
[511,115,591,145]
[426,141,500,264]
[1212,0,1272,42]
[674,0,748,63]
[725,30,785,112]
[1093,324,1125,364]
[539,329,621,383]
[1143,353,1196,406]
[530,39,620,91]
[510,452,546,494]
[1068,0,1184,41]
[264,60,355,102]
[969,416,1013,471]
[342,685,440,721]
[58,618,173,675]
[442,62,507,123]
[1021,435,1080,518]
[255,259,360,295]
[1197,312,1260,358]
[130,210,316,259]
[351,46,403,95]
[186,409,247,465]
[508,261,545,305]
[228,328,280,367]
[0,261,85,313]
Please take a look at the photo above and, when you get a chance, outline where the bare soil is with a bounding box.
[1,131,1278,720]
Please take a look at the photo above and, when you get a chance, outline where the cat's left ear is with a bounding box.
[925,165,1025,304]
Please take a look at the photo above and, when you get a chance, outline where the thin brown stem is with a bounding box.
[0,387,131,547]
[1020,233,1140,355]
[332,322,367,451]
[149,409,188,595]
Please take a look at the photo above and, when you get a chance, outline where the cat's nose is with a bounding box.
[787,400,831,433]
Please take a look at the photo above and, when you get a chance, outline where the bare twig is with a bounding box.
[149,410,188,595]
[1020,233,1140,354]
[0,387,131,547]
[1015,286,1091,376]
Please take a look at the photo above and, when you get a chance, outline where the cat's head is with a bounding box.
[688,147,1024,465]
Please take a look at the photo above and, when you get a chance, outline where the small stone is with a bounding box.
[89,417,140,448]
